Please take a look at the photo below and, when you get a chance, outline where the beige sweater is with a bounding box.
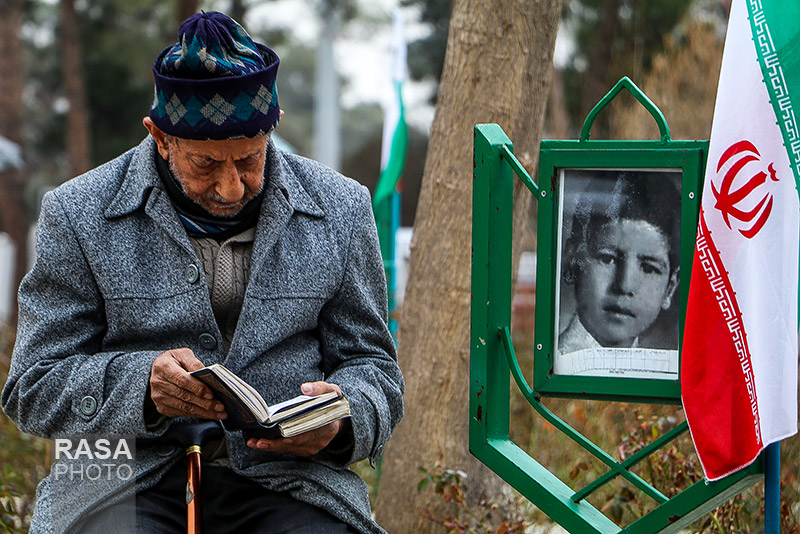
[190,227,256,351]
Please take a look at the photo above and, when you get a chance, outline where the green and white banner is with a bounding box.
[373,10,408,210]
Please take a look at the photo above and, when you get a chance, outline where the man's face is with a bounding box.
[165,135,268,217]
[574,218,678,347]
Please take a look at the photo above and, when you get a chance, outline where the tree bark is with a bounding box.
[61,0,92,177]
[374,0,562,531]
[581,0,619,139]
[230,0,247,25]
[178,0,200,24]
[0,0,28,323]
[548,66,570,139]
[0,0,23,146]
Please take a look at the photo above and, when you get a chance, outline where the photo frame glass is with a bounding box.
[554,168,683,380]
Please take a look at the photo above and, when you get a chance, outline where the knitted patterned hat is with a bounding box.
[149,11,280,140]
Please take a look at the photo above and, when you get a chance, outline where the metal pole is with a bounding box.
[764,441,781,534]
[313,10,341,170]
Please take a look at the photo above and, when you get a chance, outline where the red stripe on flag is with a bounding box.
[681,211,762,480]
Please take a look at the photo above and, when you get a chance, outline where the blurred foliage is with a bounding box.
[417,456,531,533]
[22,0,174,186]
[0,324,48,533]
[505,294,800,532]
[565,0,694,74]
[400,0,451,104]
[609,18,724,141]
[560,0,697,137]
[398,0,697,125]
[18,0,398,193]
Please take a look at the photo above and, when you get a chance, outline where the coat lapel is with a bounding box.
[249,139,324,270]
[144,189,197,256]
[104,136,196,256]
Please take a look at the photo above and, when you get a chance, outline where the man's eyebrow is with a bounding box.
[186,151,217,162]
[638,253,669,265]
[238,148,265,160]
[185,147,264,162]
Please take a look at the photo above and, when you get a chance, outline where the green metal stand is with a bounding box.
[471,88,765,531]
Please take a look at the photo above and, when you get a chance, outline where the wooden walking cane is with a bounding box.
[168,420,223,534]
[185,441,202,534]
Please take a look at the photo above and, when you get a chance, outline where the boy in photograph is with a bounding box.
[559,172,681,355]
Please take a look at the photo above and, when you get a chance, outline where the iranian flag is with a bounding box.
[681,0,800,481]
[373,10,408,209]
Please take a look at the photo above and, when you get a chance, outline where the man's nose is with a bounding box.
[614,260,639,295]
[215,162,245,202]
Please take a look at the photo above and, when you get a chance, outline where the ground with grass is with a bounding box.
[1,321,798,533]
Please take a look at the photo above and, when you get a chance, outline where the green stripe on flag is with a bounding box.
[748,0,800,188]
[373,81,408,208]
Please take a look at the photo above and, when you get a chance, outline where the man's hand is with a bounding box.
[148,348,227,419]
[246,381,343,456]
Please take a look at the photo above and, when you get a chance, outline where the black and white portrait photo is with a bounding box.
[554,169,682,379]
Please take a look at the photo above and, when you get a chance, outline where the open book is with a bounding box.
[190,364,350,439]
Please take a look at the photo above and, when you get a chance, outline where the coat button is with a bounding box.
[185,264,200,284]
[79,395,98,416]
[156,444,178,457]
[198,333,217,350]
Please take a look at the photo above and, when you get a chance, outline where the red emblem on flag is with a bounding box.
[711,140,779,239]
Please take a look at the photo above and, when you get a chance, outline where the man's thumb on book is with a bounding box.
[301,381,342,396]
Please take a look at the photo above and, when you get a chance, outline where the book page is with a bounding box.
[278,399,351,438]
[268,391,341,423]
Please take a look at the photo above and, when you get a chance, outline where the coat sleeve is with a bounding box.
[317,185,404,467]
[1,190,165,438]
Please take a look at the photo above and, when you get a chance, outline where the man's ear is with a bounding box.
[661,268,680,310]
[142,117,171,161]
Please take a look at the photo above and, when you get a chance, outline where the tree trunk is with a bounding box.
[61,0,92,177]
[177,0,200,24]
[0,0,23,146]
[374,0,562,531]
[548,66,571,139]
[0,0,28,323]
[230,0,247,25]
[581,0,619,139]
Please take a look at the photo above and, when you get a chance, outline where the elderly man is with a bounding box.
[2,11,403,534]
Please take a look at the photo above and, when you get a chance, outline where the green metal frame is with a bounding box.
[535,154,701,402]
[470,78,764,533]
[535,77,705,402]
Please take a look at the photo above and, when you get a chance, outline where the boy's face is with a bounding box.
[574,218,678,347]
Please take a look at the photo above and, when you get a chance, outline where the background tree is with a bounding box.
[60,0,92,177]
[0,0,28,319]
[178,0,200,25]
[560,0,694,137]
[608,17,725,141]
[401,0,452,104]
[374,0,563,531]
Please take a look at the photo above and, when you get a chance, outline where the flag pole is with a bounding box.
[764,441,780,533]
[373,10,407,340]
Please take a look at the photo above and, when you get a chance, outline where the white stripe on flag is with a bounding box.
[681,0,799,481]
[374,10,408,207]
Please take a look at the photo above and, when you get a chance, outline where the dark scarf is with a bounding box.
[155,152,264,240]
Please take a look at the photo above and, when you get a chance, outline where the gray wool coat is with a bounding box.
[1,135,404,533]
